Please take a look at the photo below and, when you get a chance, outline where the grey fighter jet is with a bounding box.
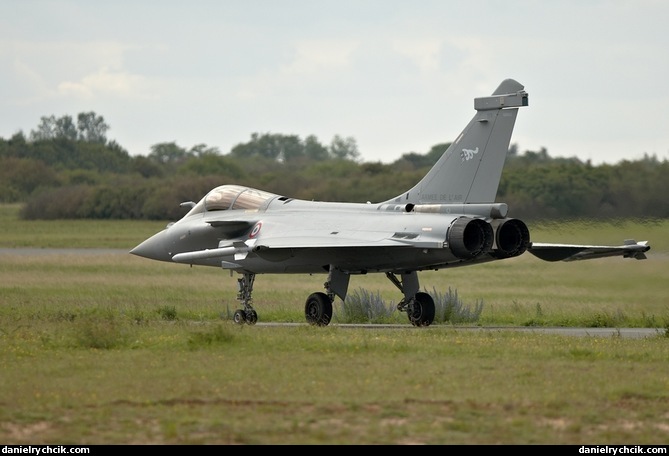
[130,79,650,327]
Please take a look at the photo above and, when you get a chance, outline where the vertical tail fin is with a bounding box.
[383,79,528,206]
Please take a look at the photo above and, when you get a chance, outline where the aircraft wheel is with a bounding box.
[246,309,258,325]
[305,292,333,326]
[407,292,435,327]
[233,309,247,325]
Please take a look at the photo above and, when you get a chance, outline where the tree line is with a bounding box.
[1,111,667,221]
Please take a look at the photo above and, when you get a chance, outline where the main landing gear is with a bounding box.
[232,269,436,327]
[303,266,346,326]
[385,271,436,327]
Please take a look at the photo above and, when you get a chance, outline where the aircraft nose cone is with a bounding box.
[129,230,173,262]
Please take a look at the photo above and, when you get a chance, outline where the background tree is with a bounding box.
[304,134,329,161]
[56,115,78,140]
[4,110,668,221]
[29,112,109,143]
[189,143,221,157]
[148,142,189,166]
[30,115,78,141]
[329,135,359,161]
[77,112,109,144]
[180,152,246,179]
[230,133,306,162]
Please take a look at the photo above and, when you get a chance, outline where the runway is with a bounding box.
[256,323,665,339]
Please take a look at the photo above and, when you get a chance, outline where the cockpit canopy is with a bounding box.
[184,185,279,217]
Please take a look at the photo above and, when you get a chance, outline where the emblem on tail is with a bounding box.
[461,147,479,162]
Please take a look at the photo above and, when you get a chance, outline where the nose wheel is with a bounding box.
[233,308,258,325]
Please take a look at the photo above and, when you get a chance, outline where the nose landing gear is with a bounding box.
[233,272,258,325]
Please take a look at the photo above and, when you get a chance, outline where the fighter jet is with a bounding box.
[130,79,650,327]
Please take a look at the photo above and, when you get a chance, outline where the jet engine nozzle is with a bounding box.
[490,218,530,259]
[448,217,494,260]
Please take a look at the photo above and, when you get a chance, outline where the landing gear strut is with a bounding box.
[386,271,435,327]
[233,272,258,325]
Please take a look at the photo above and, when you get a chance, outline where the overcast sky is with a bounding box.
[1,0,668,165]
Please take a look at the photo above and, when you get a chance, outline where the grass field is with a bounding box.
[1,205,668,444]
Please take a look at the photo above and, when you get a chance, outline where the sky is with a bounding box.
[1,0,668,165]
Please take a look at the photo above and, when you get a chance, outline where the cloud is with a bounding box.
[391,37,451,74]
[3,39,156,103]
[287,40,358,74]
[57,66,149,100]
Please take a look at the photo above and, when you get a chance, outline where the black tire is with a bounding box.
[246,309,258,325]
[305,292,333,326]
[233,309,246,325]
[407,292,435,327]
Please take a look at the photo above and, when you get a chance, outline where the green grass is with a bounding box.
[1,204,668,444]
[2,321,669,444]
[0,203,166,249]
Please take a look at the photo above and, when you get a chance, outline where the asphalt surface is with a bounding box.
[255,323,665,339]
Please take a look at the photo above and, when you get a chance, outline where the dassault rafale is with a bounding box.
[130,79,650,327]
